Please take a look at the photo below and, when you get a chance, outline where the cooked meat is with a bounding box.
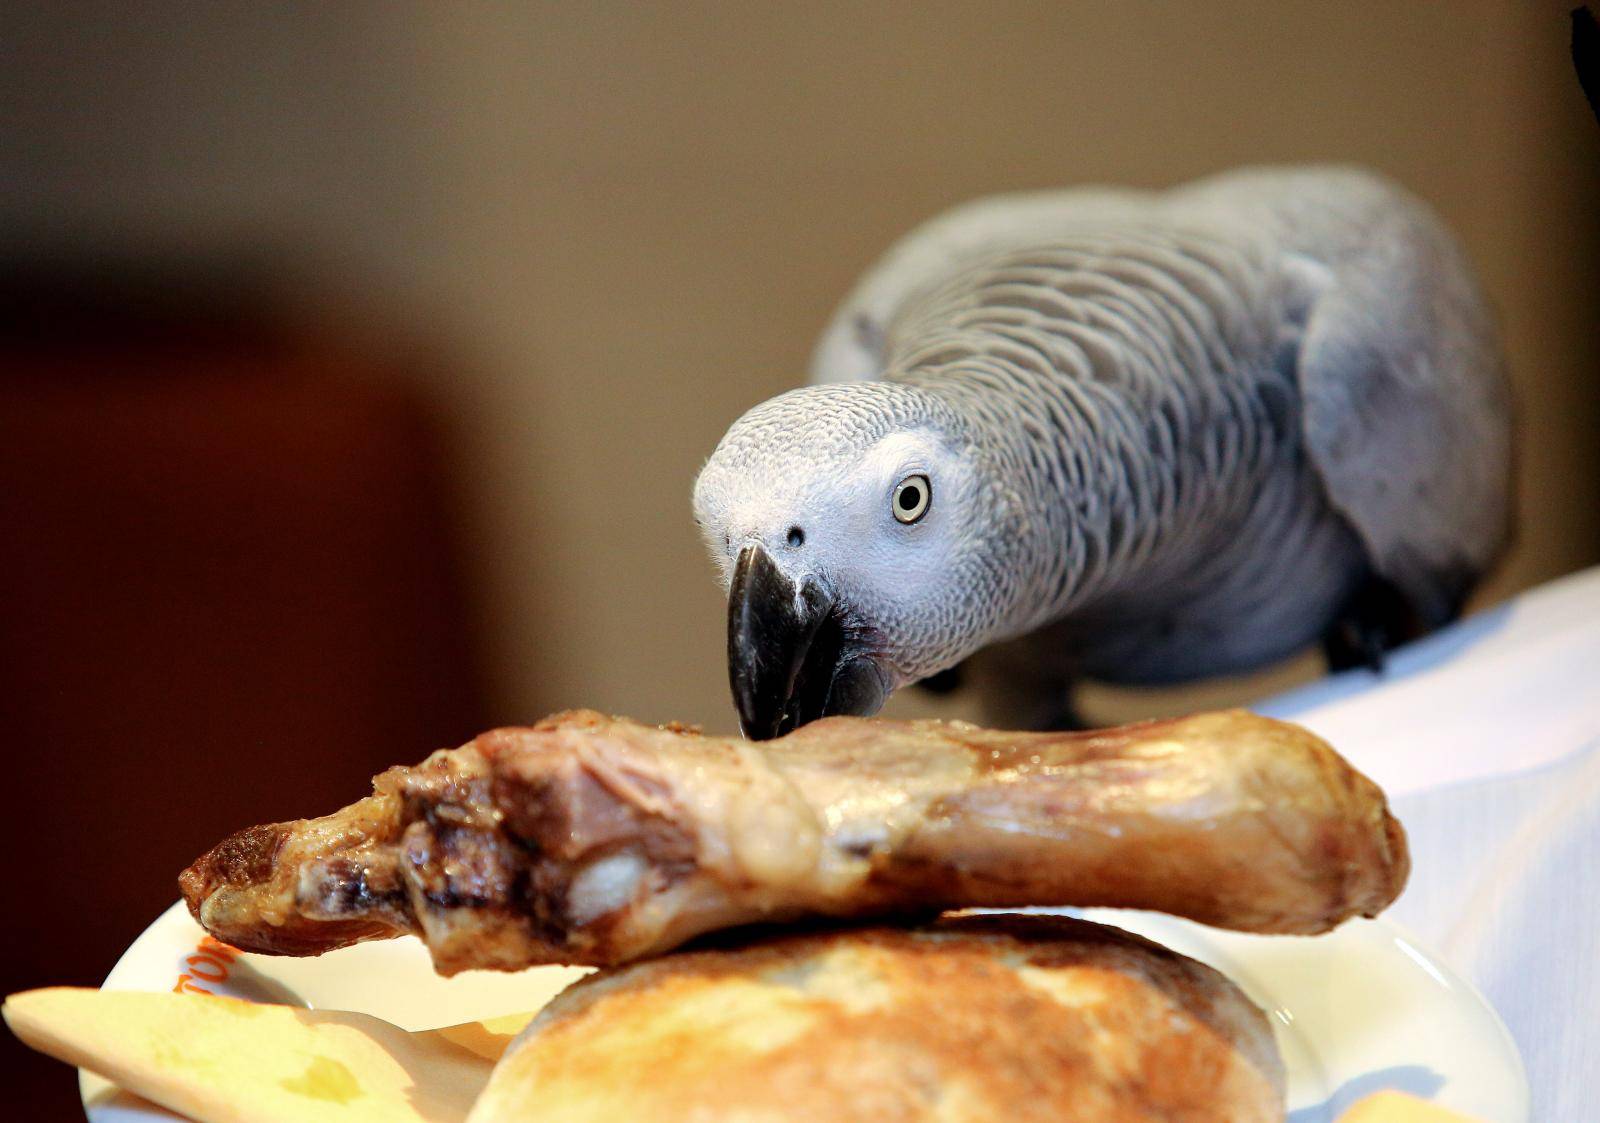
[180,709,1408,974]
[469,914,1287,1123]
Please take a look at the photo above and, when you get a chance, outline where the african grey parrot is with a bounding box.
[693,166,1512,739]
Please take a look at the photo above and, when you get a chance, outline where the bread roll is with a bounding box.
[470,914,1285,1122]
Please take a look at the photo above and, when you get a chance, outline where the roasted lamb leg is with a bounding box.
[180,709,1408,974]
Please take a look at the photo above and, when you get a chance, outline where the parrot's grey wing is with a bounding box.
[809,188,1153,384]
[1253,171,1513,626]
[813,167,1512,627]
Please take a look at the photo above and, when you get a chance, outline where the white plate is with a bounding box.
[81,902,1528,1122]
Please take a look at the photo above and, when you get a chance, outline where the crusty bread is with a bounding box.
[469,914,1285,1122]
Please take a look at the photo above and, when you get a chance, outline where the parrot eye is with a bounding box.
[892,474,931,524]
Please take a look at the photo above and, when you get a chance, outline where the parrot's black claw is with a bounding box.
[1322,574,1424,674]
[914,662,966,696]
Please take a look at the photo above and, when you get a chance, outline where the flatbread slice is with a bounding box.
[4,988,534,1123]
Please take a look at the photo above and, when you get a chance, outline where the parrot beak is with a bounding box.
[726,544,889,740]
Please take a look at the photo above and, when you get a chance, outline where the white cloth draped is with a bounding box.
[1261,567,1600,1122]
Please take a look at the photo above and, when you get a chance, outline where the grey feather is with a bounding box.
[698,166,1511,715]
[1196,171,1514,627]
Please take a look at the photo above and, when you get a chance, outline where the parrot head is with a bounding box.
[694,382,1013,740]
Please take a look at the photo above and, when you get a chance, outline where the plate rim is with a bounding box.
[81,901,1531,1123]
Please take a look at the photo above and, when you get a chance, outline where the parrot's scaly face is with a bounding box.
[694,383,994,739]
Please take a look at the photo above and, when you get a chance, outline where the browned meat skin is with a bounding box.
[180,709,1409,974]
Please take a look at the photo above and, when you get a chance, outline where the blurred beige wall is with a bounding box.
[6,2,1597,733]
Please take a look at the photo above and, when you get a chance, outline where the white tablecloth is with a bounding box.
[1260,566,1600,1122]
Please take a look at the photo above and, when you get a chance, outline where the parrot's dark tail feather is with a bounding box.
[1574,6,1600,127]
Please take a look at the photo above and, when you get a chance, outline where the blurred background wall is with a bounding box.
[4,2,1597,1115]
